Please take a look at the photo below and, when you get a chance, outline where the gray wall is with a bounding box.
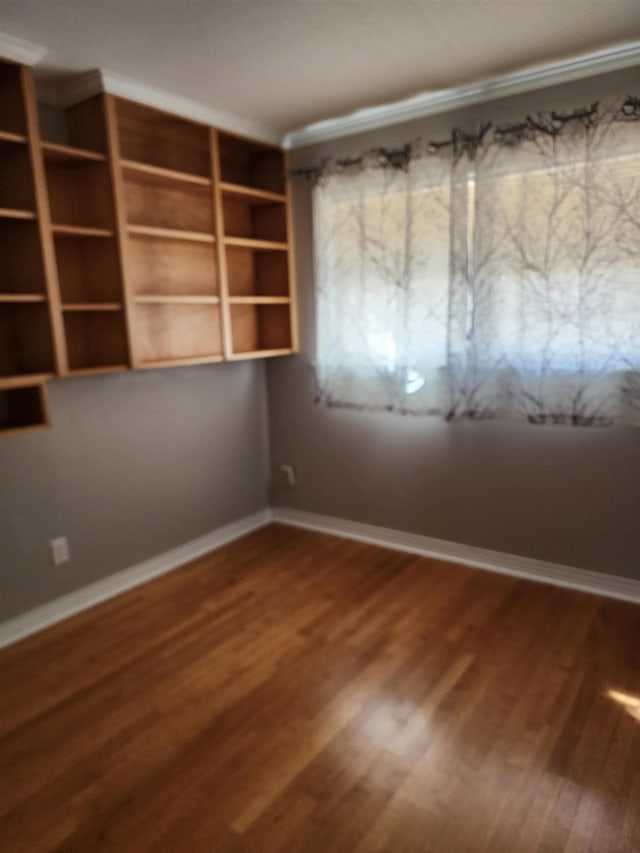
[3,68,639,626]
[267,67,640,581]
[0,105,271,623]
[0,362,270,620]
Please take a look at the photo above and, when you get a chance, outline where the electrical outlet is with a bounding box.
[279,464,296,487]
[49,537,70,566]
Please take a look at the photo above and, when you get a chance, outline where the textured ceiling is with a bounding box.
[1,0,639,138]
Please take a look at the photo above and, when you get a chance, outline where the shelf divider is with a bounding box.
[61,302,123,312]
[228,296,290,305]
[120,158,212,187]
[0,373,55,390]
[52,224,114,238]
[41,141,107,164]
[220,181,286,204]
[0,207,36,220]
[138,354,224,370]
[22,61,68,375]
[224,236,288,251]
[134,294,220,305]
[228,348,294,361]
[66,364,128,377]
[127,224,215,244]
[0,293,47,303]
[0,129,27,145]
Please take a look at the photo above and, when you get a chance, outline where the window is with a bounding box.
[312,98,640,426]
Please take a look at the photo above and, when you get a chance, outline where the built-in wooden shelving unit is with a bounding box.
[0,57,297,436]
[215,131,296,359]
[38,93,130,376]
[0,58,58,435]
[109,97,224,368]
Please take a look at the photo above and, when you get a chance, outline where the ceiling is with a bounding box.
[1,0,639,141]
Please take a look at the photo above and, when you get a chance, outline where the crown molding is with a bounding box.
[0,32,46,65]
[100,70,281,143]
[283,40,640,149]
[37,67,281,145]
[36,70,103,108]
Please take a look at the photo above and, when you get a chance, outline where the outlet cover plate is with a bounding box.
[49,537,70,566]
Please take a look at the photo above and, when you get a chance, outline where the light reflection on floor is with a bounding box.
[608,689,640,722]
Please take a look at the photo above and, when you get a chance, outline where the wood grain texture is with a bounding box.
[0,524,638,852]
[114,98,211,179]
[19,63,66,376]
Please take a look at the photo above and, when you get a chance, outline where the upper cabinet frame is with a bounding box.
[0,58,298,436]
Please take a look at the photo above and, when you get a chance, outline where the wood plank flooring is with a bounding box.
[1,523,639,852]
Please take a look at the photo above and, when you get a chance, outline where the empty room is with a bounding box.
[1,2,639,850]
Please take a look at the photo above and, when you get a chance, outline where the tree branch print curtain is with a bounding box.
[313,149,454,413]
[312,96,640,426]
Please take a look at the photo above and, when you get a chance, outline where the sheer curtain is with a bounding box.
[462,101,640,424]
[312,97,640,425]
[313,150,455,414]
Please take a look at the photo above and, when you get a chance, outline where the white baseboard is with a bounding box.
[3,505,637,649]
[0,509,273,649]
[272,507,640,604]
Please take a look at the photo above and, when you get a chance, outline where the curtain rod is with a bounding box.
[289,95,640,181]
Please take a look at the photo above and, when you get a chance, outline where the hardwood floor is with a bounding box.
[1,523,639,852]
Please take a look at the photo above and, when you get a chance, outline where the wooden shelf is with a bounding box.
[126,235,218,299]
[224,236,287,251]
[52,224,114,238]
[45,154,114,231]
[66,364,128,377]
[0,220,48,297]
[115,98,211,179]
[218,132,285,194]
[0,379,50,436]
[134,295,219,305]
[121,158,212,187]
[39,93,129,378]
[0,62,55,382]
[37,94,108,156]
[132,301,223,365]
[229,302,292,355]
[0,61,27,136]
[127,224,215,243]
[42,141,106,164]
[220,182,285,204]
[0,129,27,145]
[62,302,123,312]
[217,132,296,356]
[228,296,290,305]
[1,60,297,429]
[228,348,294,361]
[225,244,290,298]
[0,139,35,213]
[63,309,129,372]
[0,293,47,303]
[53,233,123,304]
[0,422,49,438]
[115,101,224,372]
[0,302,56,377]
[122,167,214,234]
[138,354,224,370]
[222,192,287,246]
[0,372,54,390]
[0,208,36,220]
